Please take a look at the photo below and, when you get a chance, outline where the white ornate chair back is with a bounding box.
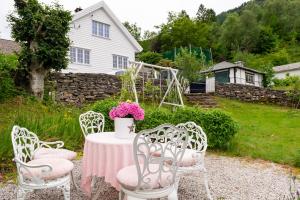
[176,122,207,152]
[11,125,40,163]
[133,124,188,191]
[79,111,105,137]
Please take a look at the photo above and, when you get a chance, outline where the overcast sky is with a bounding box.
[0,0,249,40]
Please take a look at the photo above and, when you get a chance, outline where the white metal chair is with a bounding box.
[11,125,74,200]
[117,124,189,200]
[176,122,212,200]
[79,111,105,137]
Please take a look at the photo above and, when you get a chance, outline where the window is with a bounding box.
[113,54,128,69]
[70,47,90,65]
[70,47,76,63]
[246,72,254,84]
[92,20,110,38]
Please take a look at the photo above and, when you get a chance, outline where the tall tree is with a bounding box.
[8,0,72,99]
[123,21,142,41]
[196,4,216,23]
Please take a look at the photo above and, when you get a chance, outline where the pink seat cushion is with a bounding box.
[21,158,74,180]
[152,148,202,167]
[117,164,173,190]
[34,148,77,160]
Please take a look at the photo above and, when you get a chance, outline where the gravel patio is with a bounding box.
[0,154,297,200]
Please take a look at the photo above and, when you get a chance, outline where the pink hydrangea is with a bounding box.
[109,102,145,120]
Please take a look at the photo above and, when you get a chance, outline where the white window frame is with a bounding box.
[70,47,91,65]
[92,20,110,39]
[113,54,128,69]
[245,72,255,84]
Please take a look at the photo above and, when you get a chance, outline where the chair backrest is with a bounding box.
[176,121,207,152]
[79,111,105,137]
[11,125,40,163]
[133,124,188,191]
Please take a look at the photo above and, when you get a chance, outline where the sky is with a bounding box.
[0,0,249,40]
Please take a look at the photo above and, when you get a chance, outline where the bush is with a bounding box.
[92,99,238,149]
[0,54,18,101]
[92,98,119,131]
[137,51,163,64]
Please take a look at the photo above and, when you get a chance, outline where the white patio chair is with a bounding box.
[176,121,212,200]
[79,111,105,138]
[117,124,189,200]
[11,125,74,200]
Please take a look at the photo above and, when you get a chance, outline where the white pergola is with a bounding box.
[129,61,184,108]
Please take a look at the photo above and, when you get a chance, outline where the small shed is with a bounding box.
[201,61,264,88]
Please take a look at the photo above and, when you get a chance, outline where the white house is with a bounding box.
[62,1,143,74]
[273,62,300,79]
[202,61,264,87]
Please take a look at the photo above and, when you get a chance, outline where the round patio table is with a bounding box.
[80,132,136,197]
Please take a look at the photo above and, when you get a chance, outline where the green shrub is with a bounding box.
[92,99,238,149]
[136,109,172,131]
[137,51,163,64]
[0,54,18,101]
[92,98,119,131]
[200,110,238,149]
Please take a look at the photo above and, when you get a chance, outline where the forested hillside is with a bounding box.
[124,0,300,73]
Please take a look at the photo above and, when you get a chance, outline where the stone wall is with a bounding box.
[49,73,121,104]
[215,83,295,107]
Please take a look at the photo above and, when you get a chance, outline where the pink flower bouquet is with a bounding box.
[109,102,145,121]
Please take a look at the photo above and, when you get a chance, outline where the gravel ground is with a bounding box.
[0,154,298,200]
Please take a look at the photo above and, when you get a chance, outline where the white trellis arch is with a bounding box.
[128,61,184,108]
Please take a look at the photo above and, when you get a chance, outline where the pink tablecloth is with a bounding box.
[81,132,135,196]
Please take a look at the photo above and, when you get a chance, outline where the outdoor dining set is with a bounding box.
[11,110,212,200]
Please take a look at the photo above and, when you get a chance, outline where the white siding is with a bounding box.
[274,69,300,79]
[233,68,263,87]
[229,68,235,83]
[63,8,137,74]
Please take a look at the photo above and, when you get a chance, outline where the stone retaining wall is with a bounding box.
[215,83,295,107]
[49,73,121,104]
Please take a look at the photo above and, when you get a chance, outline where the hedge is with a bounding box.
[92,99,238,149]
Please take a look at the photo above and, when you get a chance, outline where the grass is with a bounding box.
[217,97,300,167]
[0,96,86,173]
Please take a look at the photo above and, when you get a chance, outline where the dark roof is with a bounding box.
[273,62,300,73]
[0,39,20,54]
[201,61,264,74]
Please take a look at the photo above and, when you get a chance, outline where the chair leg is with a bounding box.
[17,187,30,200]
[203,170,212,200]
[70,170,78,190]
[60,181,71,200]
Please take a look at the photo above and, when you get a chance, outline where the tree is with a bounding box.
[174,48,203,83]
[123,21,142,41]
[8,0,72,99]
[196,4,216,23]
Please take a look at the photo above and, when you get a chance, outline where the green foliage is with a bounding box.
[157,59,176,68]
[9,0,72,71]
[0,97,84,171]
[196,4,216,23]
[273,75,300,87]
[119,69,135,102]
[123,21,142,41]
[174,48,203,82]
[137,51,162,64]
[143,80,160,103]
[0,54,18,101]
[92,98,119,131]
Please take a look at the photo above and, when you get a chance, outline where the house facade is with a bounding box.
[202,61,264,88]
[273,62,300,79]
[62,1,143,74]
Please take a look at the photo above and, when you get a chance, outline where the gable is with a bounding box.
[72,1,142,52]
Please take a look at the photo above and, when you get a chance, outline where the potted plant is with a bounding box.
[109,101,144,139]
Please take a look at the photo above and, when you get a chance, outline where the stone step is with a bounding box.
[185,93,218,108]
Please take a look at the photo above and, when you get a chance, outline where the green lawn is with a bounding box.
[217,98,300,166]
